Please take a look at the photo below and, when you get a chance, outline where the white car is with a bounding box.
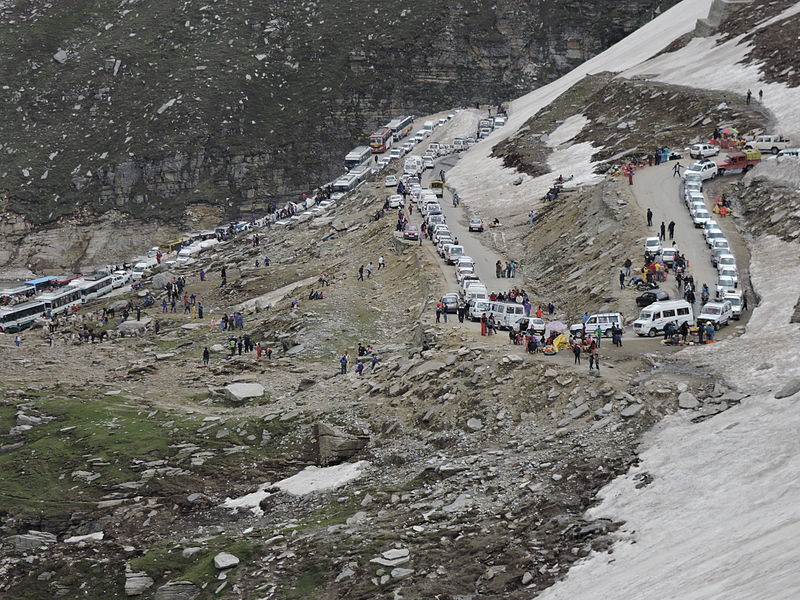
[423,157,434,170]
[716,276,737,298]
[689,143,720,159]
[377,156,392,168]
[683,160,718,181]
[644,236,662,255]
[385,175,398,187]
[692,209,712,228]
[388,194,403,209]
[111,270,131,288]
[716,254,737,270]
[698,300,732,328]
[717,266,739,286]
[724,291,743,320]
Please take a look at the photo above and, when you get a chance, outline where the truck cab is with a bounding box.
[716,148,761,175]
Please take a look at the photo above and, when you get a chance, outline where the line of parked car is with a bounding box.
[632,170,742,337]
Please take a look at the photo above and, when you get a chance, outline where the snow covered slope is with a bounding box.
[625,3,800,138]
[446,0,714,210]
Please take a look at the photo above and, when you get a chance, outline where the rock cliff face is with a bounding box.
[0,0,672,268]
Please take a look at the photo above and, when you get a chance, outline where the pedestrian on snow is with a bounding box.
[758,89,763,102]
[646,208,653,227]
[357,265,365,281]
[746,89,752,104]
[528,211,536,227]
[659,221,666,241]
[668,220,675,241]
[202,347,210,365]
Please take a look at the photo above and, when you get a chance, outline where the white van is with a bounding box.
[698,300,733,328]
[131,260,156,280]
[633,300,694,337]
[464,283,488,301]
[569,313,623,337]
[422,120,435,132]
[467,299,492,321]
[490,302,527,330]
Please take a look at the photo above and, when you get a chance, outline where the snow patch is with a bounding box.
[546,114,590,148]
[222,483,272,516]
[275,461,370,496]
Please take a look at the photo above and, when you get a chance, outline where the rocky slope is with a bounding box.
[0,0,673,269]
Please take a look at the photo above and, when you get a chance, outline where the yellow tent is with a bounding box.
[553,333,570,352]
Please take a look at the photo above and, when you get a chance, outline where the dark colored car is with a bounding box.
[403,225,419,240]
[441,293,460,314]
[636,289,670,307]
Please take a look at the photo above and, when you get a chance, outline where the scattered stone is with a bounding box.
[53,50,68,64]
[570,403,590,419]
[775,378,800,399]
[125,572,154,596]
[678,391,700,409]
[522,571,534,585]
[620,404,643,417]
[391,567,414,580]
[466,417,483,431]
[382,548,409,560]
[154,580,200,600]
[335,567,355,582]
[316,422,369,465]
[213,552,240,570]
[2,531,57,552]
[224,383,265,403]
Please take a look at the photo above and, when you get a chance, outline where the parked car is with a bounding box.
[385,175,398,187]
[388,194,403,209]
[716,253,737,270]
[468,219,484,232]
[689,143,720,159]
[705,228,726,247]
[724,291,743,320]
[717,266,739,286]
[745,134,793,154]
[715,275,737,297]
[644,236,662,255]
[692,208,712,228]
[660,248,677,267]
[698,300,733,328]
[403,225,419,240]
[440,293,460,314]
[683,160,718,181]
[636,289,670,307]
[716,149,761,175]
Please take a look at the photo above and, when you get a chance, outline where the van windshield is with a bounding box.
[639,310,653,321]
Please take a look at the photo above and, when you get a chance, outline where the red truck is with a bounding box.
[716,149,761,175]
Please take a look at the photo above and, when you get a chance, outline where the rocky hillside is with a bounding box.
[0,0,672,237]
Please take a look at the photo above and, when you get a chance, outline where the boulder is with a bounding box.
[391,567,414,579]
[775,378,800,399]
[620,404,643,418]
[213,552,240,569]
[466,417,483,431]
[125,572,154,596]
[154,581,200,600]
[111,300,130,312]
[315,422,369,465]
[151,271,177,291]
[118,318,152,332]
[2,531,57,552]
[678,392,699,409]
[224,383,265,403]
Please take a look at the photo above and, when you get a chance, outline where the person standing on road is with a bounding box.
[480,313,488,336]
[668,220,675,242]
[357,265,365,281]
[496,261,503,278]
[659,221,666,241]
[647,208,653,227]
[435,303,442,323]
[588,339,599,371]
[573,343,581,365]
[673,162,683,177]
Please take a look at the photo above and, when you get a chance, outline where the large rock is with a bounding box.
[678,392,699,409]
[118,317,153,332]
[620,404,643,418]
[151,271,177,291]
[125,572,154,596]
[154,581,200,600]
[213,552,240,569]
[2,531,57,552]
[316,422,369,466]
[224,383,265,403]
[775,378,800,399]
